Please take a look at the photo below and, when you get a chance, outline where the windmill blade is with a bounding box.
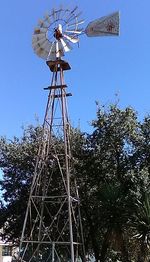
[71,6,78,14]
[51,8,57,21]
[55,41,59,57]
[63,34,79,43]
[32,33,46,41]
[85,12,120,37]
[32,42,43,51]
[37,49,48,59]
[56,40,64,58]
[55,9,63,21]
[64,6,78,22]
[32,38,48,53]
[34,27,47,34]
[41,41,52,52]
[47,42,57,61]
[64,5,78,21]
[56,7,64,20]
[58,24,63,34]
[60,38,72,52]
[32,37,47,46]
[44,13,51,24]
[38,51,49,60]
[38,19,49,28]
[32,38,47,50]
[49,42,56,53]
[67,19,85,28]
[34,46,49,59]
[65,28,84,34]
[66,11,82,24]
[59,7,69,21]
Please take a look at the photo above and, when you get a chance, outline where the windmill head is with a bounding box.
[32,6,120,61]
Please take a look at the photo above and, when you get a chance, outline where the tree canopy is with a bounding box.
[0,104,150,261]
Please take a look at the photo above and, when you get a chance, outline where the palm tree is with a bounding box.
[98,182,131,262]
[133,192,150,262]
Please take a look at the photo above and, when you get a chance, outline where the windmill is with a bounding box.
[32,7,119,60]
[19,6,120,262]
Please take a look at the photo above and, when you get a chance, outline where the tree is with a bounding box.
[76,104,150,261]
[0,125,87,261]
[132,191,150,262]
[0,125,41,241]
[0,104,150,261]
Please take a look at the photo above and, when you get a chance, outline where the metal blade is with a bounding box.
[39,28,48,34]
[62,5,78,22]
[58,24,63,34]
[56,8,63,20]
[37,50,49,60]
[32,37,47,46]
[55,41,59,57]
[34,27,47,34]
[56,40,64,58]
[51,8,57,21]
[49,42,56,54]
[60,38,72,52]
[40,41,52,52]
[70,6,78,14]
[55,9,63,21]
[60,7,70,21]
[38,19,49,28]
[67,19,85,28]
[32,38,47,50]
[32,33,46,41]
[44,14,51,24]
[47,42,57,61]
[66,11,82,24]
[63,34,79,43]
[64,6,78,22]
[85,11,120,37]
[34,46,49,59]
[65,28,84,34]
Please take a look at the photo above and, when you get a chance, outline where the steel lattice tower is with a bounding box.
[19,60,85,262]
[19,5,120,261]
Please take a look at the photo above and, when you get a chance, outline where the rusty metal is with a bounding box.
[85,12,120,37]
[20,6,120,261]
[19,60,85,262]
[46,59,71,72]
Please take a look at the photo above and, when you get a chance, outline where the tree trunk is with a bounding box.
[100,229,110,262]
[138,241,149,262]
[82,203,101,261]
[89,224,100,261]
[100,228,129,262]
[119,230,129,262]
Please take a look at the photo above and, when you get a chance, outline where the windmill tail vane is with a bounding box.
[85,12,120,37]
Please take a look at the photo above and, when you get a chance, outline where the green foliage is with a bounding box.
[76,104,150,261]
[0,104,150,261]
[0,125,41,241]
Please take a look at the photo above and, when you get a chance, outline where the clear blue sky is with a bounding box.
[0,0,150,138]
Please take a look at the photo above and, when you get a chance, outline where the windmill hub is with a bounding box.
[54,26,63,40]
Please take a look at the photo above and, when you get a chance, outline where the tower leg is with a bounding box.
[19,60,85,262]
